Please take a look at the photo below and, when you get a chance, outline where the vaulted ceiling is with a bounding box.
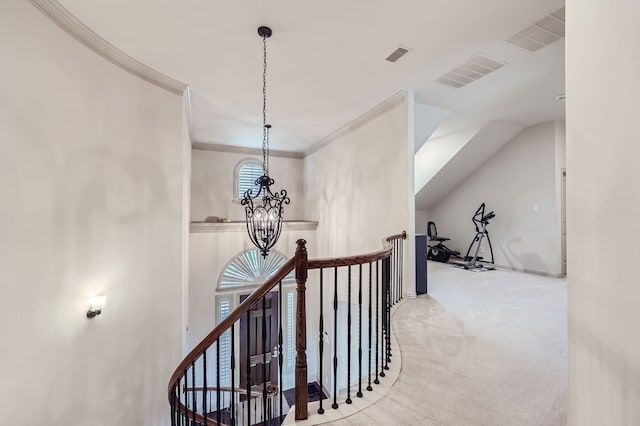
[56,0,565,152]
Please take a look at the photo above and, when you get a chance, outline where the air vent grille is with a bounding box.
[385,47,410,63]
[506,6,565,52]
[435,53,507,89]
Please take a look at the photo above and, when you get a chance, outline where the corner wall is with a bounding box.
[416,209,430,235]
[429,121,564,276]
[0,2,186,424]
[567,0,640,423]
[303,98,413,259]
[190,149,304,222]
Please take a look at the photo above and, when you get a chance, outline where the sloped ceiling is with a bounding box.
[54,0,566,152]
[415,102,450,153]
[415,121,525,210]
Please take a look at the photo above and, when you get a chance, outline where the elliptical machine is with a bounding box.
[464,203,495,270]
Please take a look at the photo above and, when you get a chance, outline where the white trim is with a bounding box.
[405,91,417,299]
[190,221,318,233]
[193,142,304,159]
[303,91,407,157]
[183,87,196,145]
[29,0,188,95]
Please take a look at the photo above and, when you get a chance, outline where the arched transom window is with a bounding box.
[218,248,293,289]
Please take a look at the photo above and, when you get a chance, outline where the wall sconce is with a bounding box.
[86,296,106,318]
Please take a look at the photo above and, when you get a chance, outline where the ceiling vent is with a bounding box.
[385,46,410,63]
[506,6,565,52]
[435,53,507,89]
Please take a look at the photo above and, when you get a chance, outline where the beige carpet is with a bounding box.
[329,261,567,426]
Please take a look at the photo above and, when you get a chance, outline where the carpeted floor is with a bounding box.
[329,261,567,426]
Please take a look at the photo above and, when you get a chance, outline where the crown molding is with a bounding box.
[303,91,407,157]
[192,142,304,159]
[30,0,188,95]
[194,91,406,159]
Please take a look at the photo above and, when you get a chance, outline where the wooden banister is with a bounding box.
[308,231,406,270]
[294,239,309,420]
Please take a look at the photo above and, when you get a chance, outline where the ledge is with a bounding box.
[190,220,318,234]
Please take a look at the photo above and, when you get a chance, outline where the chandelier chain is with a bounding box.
[262,33,269,176]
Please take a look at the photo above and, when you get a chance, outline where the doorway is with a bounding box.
[239,292,279,393]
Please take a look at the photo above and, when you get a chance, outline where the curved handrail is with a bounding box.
[168,230,407,424]
[308,231,406,269]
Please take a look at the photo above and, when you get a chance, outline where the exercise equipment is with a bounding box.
[427,221,461,263]
[463,203,495,270]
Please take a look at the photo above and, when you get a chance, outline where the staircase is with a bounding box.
[168,232,407,425]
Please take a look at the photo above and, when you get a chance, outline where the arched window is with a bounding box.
[233,159,263,202]
[218,248,293,289]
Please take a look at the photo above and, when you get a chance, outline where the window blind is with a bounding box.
[237,162,263,199]
[218,298,231,386]
[287,292,295,368]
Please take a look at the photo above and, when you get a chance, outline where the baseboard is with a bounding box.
[493,263,565,278]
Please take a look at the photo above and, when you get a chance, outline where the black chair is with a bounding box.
[426,221,460,262]
[427,221,449,243]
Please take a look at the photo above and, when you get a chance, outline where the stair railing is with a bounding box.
[168,231,406,425]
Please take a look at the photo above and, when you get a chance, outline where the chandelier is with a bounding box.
[241,26,290,258]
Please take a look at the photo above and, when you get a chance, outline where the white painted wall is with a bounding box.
[0,2,186,425]
[303,99,412,259]
[181,98,193,354]
[429,121,564,276]
[415,209,430,235]
[190,149,304,222]
[567,0,640,424]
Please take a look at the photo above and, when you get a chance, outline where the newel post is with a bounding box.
[294,239,309,420]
